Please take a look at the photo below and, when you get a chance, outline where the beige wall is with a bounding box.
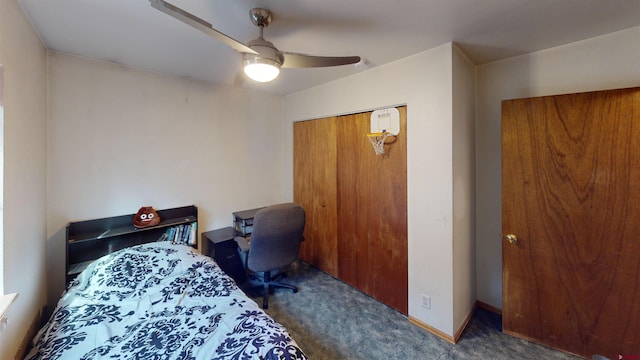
[0,0,48,357]
[475,26,640,309]
[46,52,285,306]
[452,45,476,332]
[283,43,477,337]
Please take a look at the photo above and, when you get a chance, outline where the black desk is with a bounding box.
[202,227,246,284]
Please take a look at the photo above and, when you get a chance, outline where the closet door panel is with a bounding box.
[337,107,408,314]
[370,106,407,314]
[294,117,339,276]
[336,112,370,290]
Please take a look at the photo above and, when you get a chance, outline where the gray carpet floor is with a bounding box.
[239,260,582,360]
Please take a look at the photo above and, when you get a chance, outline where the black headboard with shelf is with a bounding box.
[65,205,198,284]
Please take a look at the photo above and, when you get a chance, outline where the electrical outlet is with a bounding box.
[421,294,431,309]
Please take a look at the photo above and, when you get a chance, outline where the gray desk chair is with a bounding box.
[235,202,305,309]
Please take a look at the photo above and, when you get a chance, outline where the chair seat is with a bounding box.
[236,203,306,309]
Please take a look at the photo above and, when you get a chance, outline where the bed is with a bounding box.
[26,241,307,360]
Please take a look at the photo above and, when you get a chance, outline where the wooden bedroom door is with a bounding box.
[502,87,640,358]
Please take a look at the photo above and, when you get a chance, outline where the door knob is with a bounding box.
[506,234,518,245]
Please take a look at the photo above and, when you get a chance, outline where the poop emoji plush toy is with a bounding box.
[133,206,161,228]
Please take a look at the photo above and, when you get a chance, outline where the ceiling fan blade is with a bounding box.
[281,52,361,68]
[149,0,258,55]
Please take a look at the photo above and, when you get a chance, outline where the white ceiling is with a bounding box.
[18,0,640,95]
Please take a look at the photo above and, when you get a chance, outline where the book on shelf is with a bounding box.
[160,223,196,246]
[189,222,197,246]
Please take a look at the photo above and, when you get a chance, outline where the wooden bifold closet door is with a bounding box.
[294,107,408,314]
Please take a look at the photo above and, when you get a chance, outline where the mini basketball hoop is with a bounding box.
[368,108,400,156]
[367,130,395,155]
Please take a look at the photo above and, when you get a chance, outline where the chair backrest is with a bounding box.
[247,203,305,273]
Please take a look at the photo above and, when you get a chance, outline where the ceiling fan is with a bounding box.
[149,0,361,83]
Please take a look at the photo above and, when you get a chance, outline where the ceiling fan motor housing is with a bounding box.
[245,38,284,66]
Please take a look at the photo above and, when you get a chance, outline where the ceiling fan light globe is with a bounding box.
[243,58,281,82]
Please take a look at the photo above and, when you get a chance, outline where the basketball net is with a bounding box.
[367,131,390,155]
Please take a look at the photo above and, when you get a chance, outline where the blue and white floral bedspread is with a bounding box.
[26,242,307,360]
